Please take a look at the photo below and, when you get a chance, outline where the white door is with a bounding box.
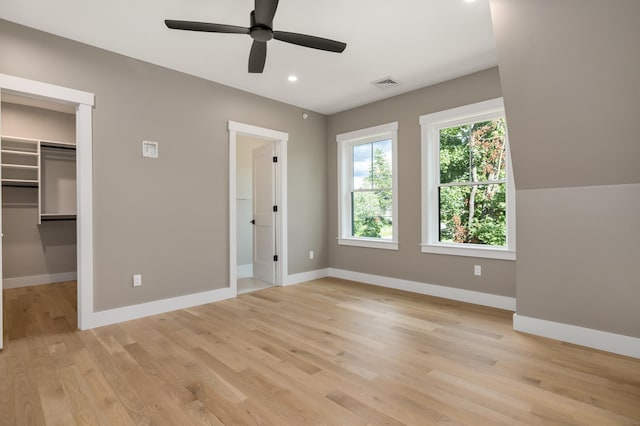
[0,93,4,350]
[252,143,276,284]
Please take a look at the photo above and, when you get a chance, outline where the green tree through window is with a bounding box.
[439,119,507,246]
[352,141,393,239]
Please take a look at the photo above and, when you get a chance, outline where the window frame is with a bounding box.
[337,122,399,250]
[419,98,516,260]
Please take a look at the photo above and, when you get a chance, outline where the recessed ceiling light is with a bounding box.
[288,75,298,82]
[465,0,477,3]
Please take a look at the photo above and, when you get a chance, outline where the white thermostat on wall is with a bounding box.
[142,140,159,158]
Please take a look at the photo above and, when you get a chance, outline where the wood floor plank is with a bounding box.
[8,342,48,426]
[0,351,17,425]
[58,364,106,425]
[72,348,137,425]
[2,279,640,425]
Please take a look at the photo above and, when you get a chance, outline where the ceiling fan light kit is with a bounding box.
[165,0,347,73]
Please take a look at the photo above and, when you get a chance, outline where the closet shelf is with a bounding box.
[1,149,39,156]
[1,179,39,187]
[1,163,39,170]
[0,135,38,144]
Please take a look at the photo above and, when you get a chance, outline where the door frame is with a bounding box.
[0,74,95,342]
[228,121,288,295]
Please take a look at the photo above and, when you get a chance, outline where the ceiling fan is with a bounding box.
[165,0,347,73]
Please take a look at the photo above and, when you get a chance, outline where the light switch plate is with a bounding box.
[142,140,158,158]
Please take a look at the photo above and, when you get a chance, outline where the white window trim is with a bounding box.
[337,122,399,250]
[419,98,516,261]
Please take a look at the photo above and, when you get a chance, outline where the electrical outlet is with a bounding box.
[133,274,142,287]
[474,265,482,276]
[309,250,314,260]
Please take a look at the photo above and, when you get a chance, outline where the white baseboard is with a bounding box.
[3,271,77,289]
[513,314,640,359]
[83,286,235,330]
[328,268,516,311]
[237,264,253,279]
[285,268,329,286]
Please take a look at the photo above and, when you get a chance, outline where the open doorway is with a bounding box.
[1,95,78,344]
[236,136,275,294]
[228,121,288,296]
[0,73,94,350]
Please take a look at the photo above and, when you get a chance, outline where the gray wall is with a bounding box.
[490,0,640,337]
[327,68,516,297]
[1,102,77,280]
[0,19,328,311]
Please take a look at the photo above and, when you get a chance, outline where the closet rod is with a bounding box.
[40,144,76,151]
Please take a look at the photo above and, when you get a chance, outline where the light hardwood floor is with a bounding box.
[1,279,639,425]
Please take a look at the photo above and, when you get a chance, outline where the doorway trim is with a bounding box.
[228,121,288,295]
[0,73,94,337]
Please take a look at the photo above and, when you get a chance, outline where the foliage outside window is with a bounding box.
[420,99,515,260]
[337,122,398,250]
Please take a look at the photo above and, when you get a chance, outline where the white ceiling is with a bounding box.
[0,0,498,115]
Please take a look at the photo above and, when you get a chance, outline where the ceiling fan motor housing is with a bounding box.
[250,11,273,42]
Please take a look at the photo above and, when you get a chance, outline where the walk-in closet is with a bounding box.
[1,96,78,338]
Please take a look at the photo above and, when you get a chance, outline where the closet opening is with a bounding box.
[236,135,277,294]
[228,121,289,296]
[1,94,78,345]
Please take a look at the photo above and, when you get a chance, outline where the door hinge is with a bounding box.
[273,255,278,262]
[273,156,278,163]
[273,205,278,212]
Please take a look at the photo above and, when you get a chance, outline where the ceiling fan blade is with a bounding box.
[254,0,279,26]
[273,31,346,53]
[165,20,250,34]
[249,41,267,73]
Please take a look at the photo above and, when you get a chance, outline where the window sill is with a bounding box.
[421,243,516,260]
[338,238,399,250]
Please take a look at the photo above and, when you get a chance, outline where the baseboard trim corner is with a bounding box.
[513,313,640,359]
[285,268,329,286]
[83,286,235,330]
[328,268,516,311]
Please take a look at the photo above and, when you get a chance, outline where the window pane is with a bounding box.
[440,118,507,184]
[353,140,393,191]
[352,191,393,239]
[439,183,506,246]
[371,139,392,189]
[352,143,372,190]
[440,125,471,183]
[470,119,507,182]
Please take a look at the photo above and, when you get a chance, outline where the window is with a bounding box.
[420,98,515,260]
[337,122,398,250]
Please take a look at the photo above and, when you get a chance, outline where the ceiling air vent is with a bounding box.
[372,76,400,89]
